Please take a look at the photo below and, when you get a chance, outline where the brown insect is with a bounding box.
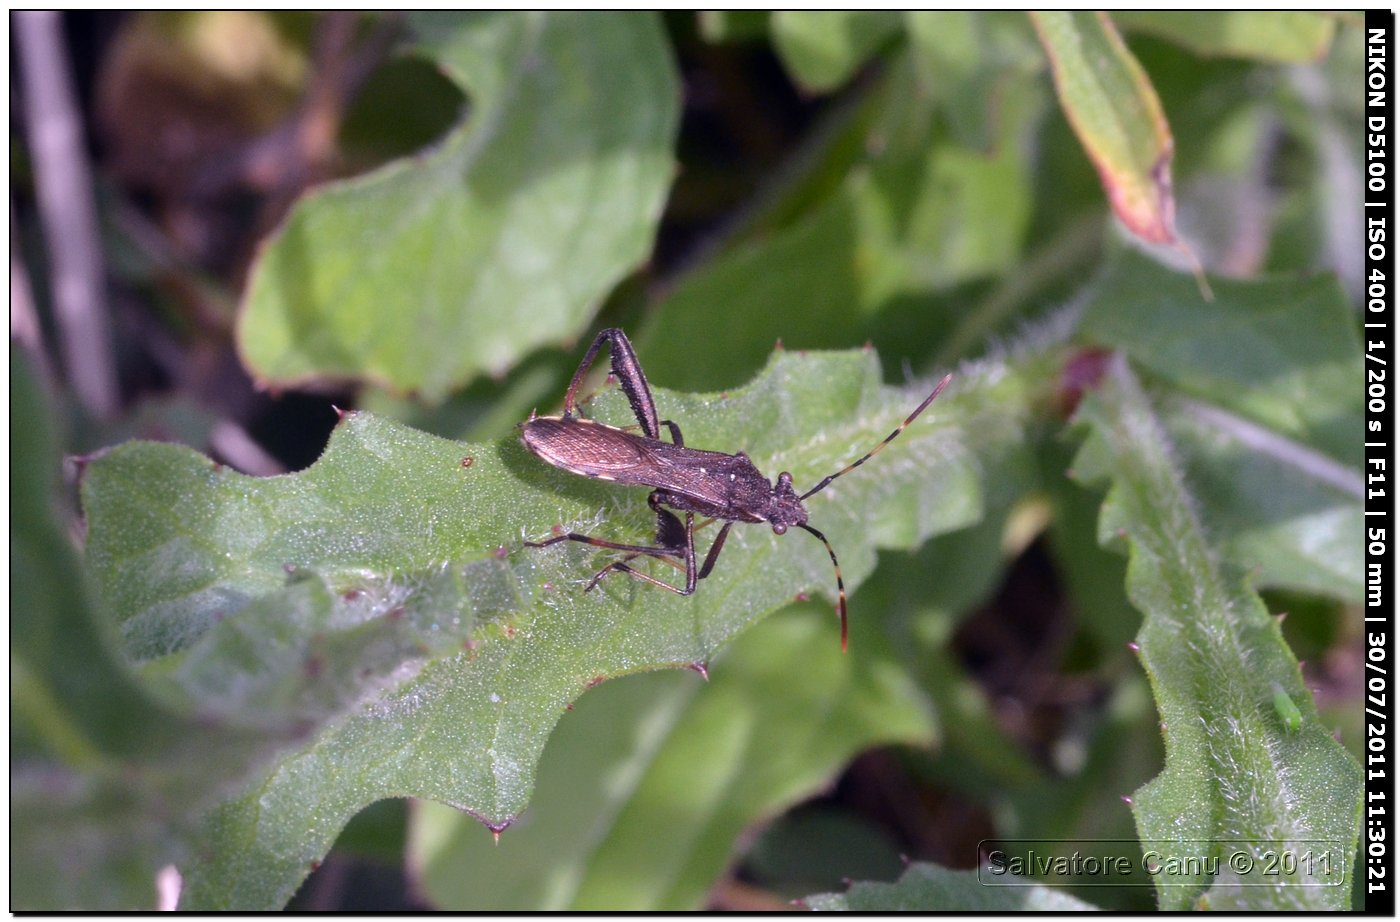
[521,328,950,650]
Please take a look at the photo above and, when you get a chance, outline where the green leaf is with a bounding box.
[81,346,1023,908]
[1080,253,1363,600]
[236,11,678,400]
[1114,11,1338,64]
[1081,256,1359,465]
[770,11,903,92]
[410,606,935,910]
[747,808,905,901]
[1070,358,1360,910]
[1030,11,1179,244]
[802,861,1100,911]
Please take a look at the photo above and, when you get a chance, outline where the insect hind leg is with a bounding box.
[563,328,661,440]
[527,530,694,592]
[527,502,700,596]
[590,508,699,595]
[584,559,694,595]
[524,530,685,558]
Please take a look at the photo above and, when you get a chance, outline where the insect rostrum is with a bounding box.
[520,328,951,651]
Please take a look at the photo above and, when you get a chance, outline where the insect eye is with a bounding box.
[772,523,787,535]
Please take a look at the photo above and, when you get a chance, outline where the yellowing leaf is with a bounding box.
[1031,11,1177,245]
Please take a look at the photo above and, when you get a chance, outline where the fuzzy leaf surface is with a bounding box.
[12,353,278,910]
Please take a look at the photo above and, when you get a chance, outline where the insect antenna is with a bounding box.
[799,374,952,502]
[795,522,847,652]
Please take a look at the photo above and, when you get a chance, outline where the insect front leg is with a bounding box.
[696,521,735,581]
[563,328,660,439]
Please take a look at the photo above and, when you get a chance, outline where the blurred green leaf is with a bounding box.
[747,806,905,900]
[905,11,1044,152]
[770,11,903,92]
[411,606,935,910]
[237,11,678,400]
[802,861,1100,911]
[696,10,770,44]
[11,351,273,910]
[1070,358,1360,910]
[1115,11,1338,64]
[1083,258,1359,467]
[1164,406,1361,600]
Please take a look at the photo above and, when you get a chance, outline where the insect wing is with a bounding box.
[522,417,662,485]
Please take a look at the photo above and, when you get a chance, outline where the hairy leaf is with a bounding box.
[12,353,278,910]
[1070,357,1360,910]
[81,346,1018,908]
[643,88,1034,390]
